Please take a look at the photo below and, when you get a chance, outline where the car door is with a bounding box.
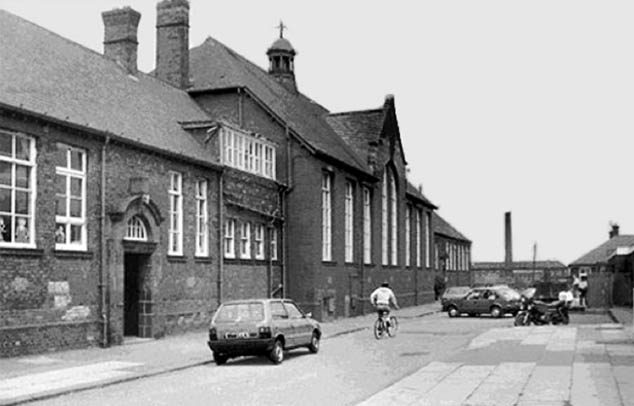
[270,300,294,346]
[464,289,485,314]
[284,301,311,346]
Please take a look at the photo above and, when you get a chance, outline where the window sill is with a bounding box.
[194,257,213,264]
[224,258,272,266]
[0,247,44,257]
[54,250,93,260]
[167,255,187,263]
[321,261,338,267]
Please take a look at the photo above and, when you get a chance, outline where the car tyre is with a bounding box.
[308,331,320,353]
[447,306,459,318]
[490,306,502,318]
[269,339,284,364]
[213,352,228,366]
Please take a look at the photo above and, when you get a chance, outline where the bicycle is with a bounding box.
[373,311,398,339]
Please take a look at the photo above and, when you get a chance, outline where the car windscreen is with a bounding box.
[497,288,520,301]
[214,302,265,323]
[444,287,471,296]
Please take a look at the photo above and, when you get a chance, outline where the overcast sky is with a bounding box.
[2,0,634,265]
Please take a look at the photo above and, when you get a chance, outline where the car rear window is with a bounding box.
[215,302,265,322]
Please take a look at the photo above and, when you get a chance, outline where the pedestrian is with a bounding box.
[578,274,588,307]
[558,285,574,321]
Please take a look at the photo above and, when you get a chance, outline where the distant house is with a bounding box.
[432,212,471,286]
[570,224,634,307]
[471,261,568,288]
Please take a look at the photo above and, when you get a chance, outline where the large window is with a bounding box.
[54,143,86,250]
[381,173,388,265]
[363,187,371,264]
[270,228,278,261]
[425,211,431,268]
[382,168,398,266]
[224,219,235,258]
[240,221,251,259]
[168,171,183,255]
[321,172,332,261]
[254,224,264,260]
[195,179,208,257]
[222,127,276,180]
[0,131,35,247]
[405,205,411,267]
[389,171,397,265]
[416,209,422,267]
[344,181,354,263]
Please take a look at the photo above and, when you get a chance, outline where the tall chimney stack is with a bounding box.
[155,0,190,89]
[102,7,141,74]
[504,212,513,271]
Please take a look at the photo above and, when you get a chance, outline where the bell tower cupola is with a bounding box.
[267,21,297,92]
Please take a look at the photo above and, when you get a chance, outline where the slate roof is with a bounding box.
[188,37,369,174]
[472,261,567,270]
[325,108,384,164]
[569,235,634,265]
[433,212,470,242]
[406,182,437,209]
[0,10,213,165]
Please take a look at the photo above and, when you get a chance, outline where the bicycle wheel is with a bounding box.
[373,318,384,339]
[387,316,398,337]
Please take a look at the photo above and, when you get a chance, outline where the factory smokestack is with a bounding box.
[505,212,513,271]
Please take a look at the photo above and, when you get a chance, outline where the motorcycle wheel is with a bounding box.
[514,312,528,326]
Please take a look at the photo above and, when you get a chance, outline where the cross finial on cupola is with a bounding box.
[276,20,287,38]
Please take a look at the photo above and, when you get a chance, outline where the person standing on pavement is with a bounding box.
[558,285,574,322]
[578,274,588,307]
[370,282,400,326]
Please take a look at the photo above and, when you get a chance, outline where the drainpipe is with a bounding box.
[99,136,111,347]
[282,125,292,299]
[217,171,224,306]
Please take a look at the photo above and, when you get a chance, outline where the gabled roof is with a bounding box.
[406,182,437,209]
[569,235,634,265]
[325,108,384,165]
[432,212,470,242]
[188,37,369,174]
[0,10,212,165]
[472,261,567,270]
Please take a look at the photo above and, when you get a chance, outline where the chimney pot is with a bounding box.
[102,7,141,74]
[155,0,190,89]
[609,223,620,239]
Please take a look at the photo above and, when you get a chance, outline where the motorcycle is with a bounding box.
[514,287,569,326]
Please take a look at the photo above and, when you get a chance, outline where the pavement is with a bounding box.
[0,302,440,405]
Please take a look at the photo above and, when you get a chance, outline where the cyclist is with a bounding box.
[370,281,400,326]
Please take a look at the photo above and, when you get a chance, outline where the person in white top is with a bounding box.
[558,285,574,321]
[578,275,588,307]
[370,282,400,322]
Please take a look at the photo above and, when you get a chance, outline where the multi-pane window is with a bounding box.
[195,179,208,257]
[0,131,35,247]
[321,172,332,261]
[240,222,251,259]
[254,224,264,260]
[425,211,431,268]
[168,171,183,255]
[270,228,278,260]
[124,216,147,241]
[54,143,86,250]
[405,206,411,267]
[416,209,422,267]
[344,181,354,263]
[389,171,397,265]
[224,219,235,258]
[222,127,276,180]
[381,173,388,265]
[363,187,371,264]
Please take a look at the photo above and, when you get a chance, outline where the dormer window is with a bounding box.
[222,127,276,180]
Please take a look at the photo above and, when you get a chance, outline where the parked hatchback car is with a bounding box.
[440,286,472,311]
[207,298,321,365]
[444,286,521,318]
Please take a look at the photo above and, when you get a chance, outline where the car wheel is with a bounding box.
[447,306,459,318]
[269,339,284,364]
[308,331,320,353]
[213,352,228,366]
[490,306,502,318]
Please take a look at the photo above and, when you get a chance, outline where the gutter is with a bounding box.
[99,136,111,347]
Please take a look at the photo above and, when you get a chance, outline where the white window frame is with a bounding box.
[221,127,276,180]
[344,181,354,263]
[254,224,264,260]
[224,219,235,258]
[381,172,388,265]
[0,131,36,248]
[124,215,148,241]
[405,205,411,267]
[425,211,431,268]
[270,227,278,260]
[55,143,87,250]
[416,209,421,267]
[363,187,371,265]
[168,171,183,255]
[195,179,208,257]
[240,221,251,259]
[389,171,397,266]
[321,172,332,261]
